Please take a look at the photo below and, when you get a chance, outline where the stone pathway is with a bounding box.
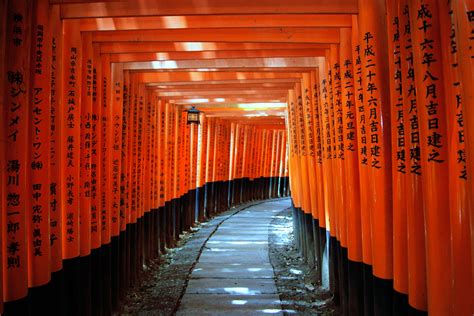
[177,199,291,315]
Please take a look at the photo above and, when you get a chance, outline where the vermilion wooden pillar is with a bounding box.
[3,0,31,305]
[287,89,302,212]
[324,49,337,238]
[60,18,83,316]
[438,1,472,314]
[410,0,453,314]
[340,27,362,263]
[311,70,326,229]
[80,32,93,260]
[318,60,334,232]
[49,3,63,279]
[386,0,408,297]
[142,91,151,218]
[288,87,304,257]
[296,82,312,216]
[111,63,124,239]
[90,44,102,254]
[157,99,166,248]
[0,0,4,310]
[28,0,52,290]
[301,73,319,221]
[100,54,112,247]
[198,114,207,217]
[157,99,165,210]
[79,31,93,315]
[191,115,199,218]
[61,19,81,263]
[351,15,373,268]
[163,101,171,218]
[398,0,427,310]
[453,0,474,300]
[121,70,131,233]
[129,75,138,227]
[204,117,214,215]
[358,0,393,282]
[110,62,124,309]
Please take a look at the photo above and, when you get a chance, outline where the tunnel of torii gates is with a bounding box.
[0,0,473,315]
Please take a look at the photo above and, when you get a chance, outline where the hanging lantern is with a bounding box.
[187,105,201,125]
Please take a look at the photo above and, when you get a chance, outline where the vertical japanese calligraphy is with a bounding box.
[80,32,93,257]
[310,70,326,227]
[387,0,408,296]
[49,3,63,274]
[3,0,30,301]
[399,1,427,310]
[358,0,393,280]
[410,0,453,313]
[28,0,51,287]
[111,63,123,237]
[91,44,102,249]
[61,20,81,260]
[340,27,362,263]
[453,0,474,300]
[101,54,111,245]
[301,73,318,219]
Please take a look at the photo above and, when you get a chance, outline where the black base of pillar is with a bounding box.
[292,204,428,316]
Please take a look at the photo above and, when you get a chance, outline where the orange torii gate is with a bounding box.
[1,0,473,315]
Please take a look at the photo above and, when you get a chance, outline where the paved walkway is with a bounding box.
[177,199,291,315]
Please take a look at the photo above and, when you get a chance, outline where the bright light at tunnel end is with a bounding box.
[187,98,209,103]
[237,102,287,110]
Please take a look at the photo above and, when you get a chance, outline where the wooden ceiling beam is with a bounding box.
[78,14,351,31]
[145,78,301,86]
[91,27,340,43]
[109,49,326,62]
[164,97,288,104]
[100,42,329,53]
[60,0,358,19]
[129,68,314,73]
[133,71,304,83]
[121,57,322,70]
[154,89,289,97]
[148,82,294,91]
[159,92,287,99]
